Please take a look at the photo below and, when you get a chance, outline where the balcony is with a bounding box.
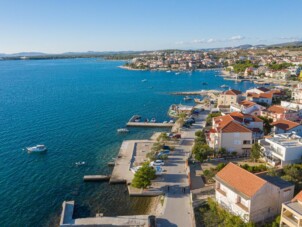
[216,188,226,196]
[236,202,249,212]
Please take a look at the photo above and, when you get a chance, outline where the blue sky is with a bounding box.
[0,0,301,53]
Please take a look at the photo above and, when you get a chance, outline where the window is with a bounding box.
[243,140,250,144]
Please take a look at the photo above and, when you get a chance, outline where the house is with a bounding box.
[261,105,299,122]
[228,112,264,141]
[230,100,266,116]
[272,119,302,136]
[246,87,270,95]
[292,84,302,104]
[217,89,243,107]
[259,133,302,167]
[246,92,273,105]
[280,191,302,227]
[208,115,252,154]
[281,101,302,118]
[215,163,294,223]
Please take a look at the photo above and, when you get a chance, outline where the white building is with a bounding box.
[230,100,266,116]
[292,84,302,104]
[215,163,294,223]
[281,101,302,118]
[259,133,302,167]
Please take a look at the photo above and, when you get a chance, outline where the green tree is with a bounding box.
[157,132,170,142]
[132,162,156,188]
[151,142,163,152]
[192,143,214,162]
[251,143,261,162]
[258,116,273,135]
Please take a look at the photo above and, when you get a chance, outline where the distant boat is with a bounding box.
[175,72,180,75]
[183,96,192,101]
[75,161,86,166]
[117,128,129,133]
[150,118,156,123]
[166,70,171,73]
[141,79,147,82]
[220,84,229,88]
[26,144,47,153]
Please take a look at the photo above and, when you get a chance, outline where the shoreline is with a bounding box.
[118,65,222,72]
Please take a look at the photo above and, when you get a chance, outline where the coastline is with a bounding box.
[118,65,222,72]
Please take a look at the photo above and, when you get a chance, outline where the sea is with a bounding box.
[0,58,255,226]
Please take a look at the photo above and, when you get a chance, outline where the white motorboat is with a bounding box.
[75,161,86,166]
[183,96,192,101]
[175,72,180,75]
[220,84,229,88]
[166,70,171,73]
[117,128,129,133]
[150,118,156,123]
[26,144,47,153]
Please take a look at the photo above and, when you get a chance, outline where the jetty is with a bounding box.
[60,201,150,226]
[170,89,222,96]
[127,115,174,128]
[83,175,111,182]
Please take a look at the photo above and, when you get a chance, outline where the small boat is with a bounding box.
[169,119,174,123]
[75,161,86,166]
[202,82,208,85]
[26,144,47,153]
[175,72,180,75]
[163,121,168,123]
[183,96,192,101]
[141,79,147,82]
[220,84,229,88]
[117,128,129,133]
[166,70,171,73]
[150,118,156,123]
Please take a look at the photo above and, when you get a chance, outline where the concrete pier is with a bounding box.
[127,122,174,127]
[83,175,110,182]
[60,201,150,226]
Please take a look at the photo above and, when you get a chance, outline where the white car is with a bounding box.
[150,160,164,166]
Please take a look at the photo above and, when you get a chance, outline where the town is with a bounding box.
[60,46,302,226]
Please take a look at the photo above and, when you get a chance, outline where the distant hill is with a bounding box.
[269,41,302,47]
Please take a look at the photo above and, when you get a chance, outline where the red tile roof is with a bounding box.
[229,111,263,123]
[224,89,242,95]
[221,121,252,133]
[292,190,302,202]
[272,119,300,130]
[267,105,287,114]
[240,100,257,108]
[216,163,267,198]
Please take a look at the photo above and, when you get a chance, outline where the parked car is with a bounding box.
[150,160,164,166]
[173,134,181,139]
[163,145,170,150]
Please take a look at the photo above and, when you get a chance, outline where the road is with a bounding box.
[157,110,209,227]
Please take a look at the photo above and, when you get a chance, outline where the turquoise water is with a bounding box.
[0,59,254,226]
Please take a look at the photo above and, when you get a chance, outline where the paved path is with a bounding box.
[157,110,209,227]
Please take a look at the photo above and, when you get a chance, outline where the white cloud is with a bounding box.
[229,35,245,41]
[175,41,185,45]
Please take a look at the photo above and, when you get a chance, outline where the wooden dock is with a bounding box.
[83,175,111,182]
[127,122,174,127]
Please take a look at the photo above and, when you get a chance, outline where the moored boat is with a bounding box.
[117,128,129,133]
[26,144,47,153]
[183,96,192,101]
[220,84,229,88]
